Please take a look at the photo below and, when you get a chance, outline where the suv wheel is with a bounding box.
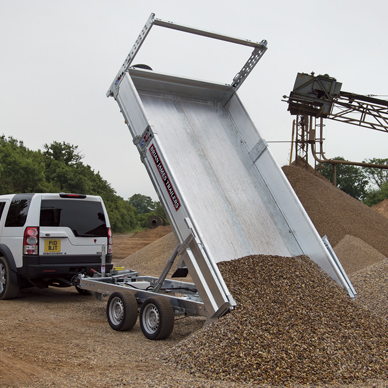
[0,257,20,300]
[75,285,91,295]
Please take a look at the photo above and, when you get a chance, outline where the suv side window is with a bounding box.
[5,194,34,227]
[0,202,5,220]
[40,199,108,237]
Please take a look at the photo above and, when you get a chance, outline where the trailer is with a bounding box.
[79,13,355,340]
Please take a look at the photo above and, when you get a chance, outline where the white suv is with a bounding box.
[0,193,113,299]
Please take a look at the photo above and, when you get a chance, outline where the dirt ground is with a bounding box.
[0,226,223,388]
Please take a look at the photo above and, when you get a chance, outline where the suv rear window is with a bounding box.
[40,199,108,237]
[5,194,33,227]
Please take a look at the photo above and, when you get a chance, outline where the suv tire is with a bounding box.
[75,285,91,295]
[0,257,20,300]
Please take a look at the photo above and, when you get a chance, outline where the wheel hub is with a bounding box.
[144,304,160,333]
[110,297,124,324]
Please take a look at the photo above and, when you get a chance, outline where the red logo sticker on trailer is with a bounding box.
[149,144,181,211]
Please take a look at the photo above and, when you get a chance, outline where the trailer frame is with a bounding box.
[80,13,355,340]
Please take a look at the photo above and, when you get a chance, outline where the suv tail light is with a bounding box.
[107,227,113,254]
[59,193,87,199]
[24,227,39,255]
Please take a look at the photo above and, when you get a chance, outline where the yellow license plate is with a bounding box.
[44,239,61,253]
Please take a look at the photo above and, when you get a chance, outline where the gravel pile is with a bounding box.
[333,235,387,275]
[350,258,388,322]
[118,231,181,278]
[282,165,388,273]
[165,254,388,386]
[372,198,388,218]
[113,225,173,260]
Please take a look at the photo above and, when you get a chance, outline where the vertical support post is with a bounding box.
[290,119,295,165]
[153,245,179,293]
[231,43,268,92]
[332,163,337,187]
[106,13,156,97]
[319,117,324,158]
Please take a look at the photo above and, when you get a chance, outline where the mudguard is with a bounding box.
[0,244,20,285]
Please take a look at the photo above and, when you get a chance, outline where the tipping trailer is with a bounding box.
[79,14,355,340]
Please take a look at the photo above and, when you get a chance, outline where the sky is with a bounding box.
[1,0,387,200]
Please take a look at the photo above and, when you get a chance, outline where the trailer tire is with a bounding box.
[0,256,20,300]
[107,292,138,331]
[139,297,174,340]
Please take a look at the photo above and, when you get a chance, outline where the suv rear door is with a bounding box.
[39,194,109,257]
[1,194,33,268]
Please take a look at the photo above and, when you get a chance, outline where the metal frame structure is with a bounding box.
[286,72,388,174]
[81,241,206,318]
[107,13,268,99]
[330,92,388,132]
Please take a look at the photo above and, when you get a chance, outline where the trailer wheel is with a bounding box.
[139,297,174,340]
[0,257,19,300]
[107,292,138,331]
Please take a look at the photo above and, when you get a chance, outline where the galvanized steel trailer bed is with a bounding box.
[80,13,355,339]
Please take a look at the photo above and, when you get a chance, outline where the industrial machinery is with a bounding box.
[80,15,355,340]
[284,72,388,182]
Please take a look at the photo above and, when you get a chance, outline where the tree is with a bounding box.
[104,196,139,233]
[153,201,167,219]
[362,158,388,189]
[0,136,54,194]
[43,143,140,232]
[316,157,369,201]
[361,159,388,206]
[363,181,388,207]
[42,141,88,193]
[43,141,83,166]
[127,194,169,228]
[128,194,156,214]
[0,135,167,232]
